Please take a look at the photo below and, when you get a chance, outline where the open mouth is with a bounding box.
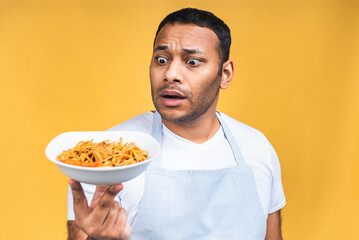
[161,91,185,99]
[160,90,186,107]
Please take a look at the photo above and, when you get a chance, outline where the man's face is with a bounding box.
[150,23,222,123]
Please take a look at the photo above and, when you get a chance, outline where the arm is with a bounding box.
[265,210,283,240]
[68,179,131,240]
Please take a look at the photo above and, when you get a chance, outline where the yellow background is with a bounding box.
[1,0,358,239]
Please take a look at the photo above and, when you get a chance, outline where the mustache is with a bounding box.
[157,85,192,97]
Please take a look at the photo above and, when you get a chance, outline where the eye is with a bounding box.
[156,57,168,65]
[186,58,201,66]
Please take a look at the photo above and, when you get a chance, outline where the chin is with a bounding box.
[155,108,188,123]
[157,107,208,124]
[158,110,182,123]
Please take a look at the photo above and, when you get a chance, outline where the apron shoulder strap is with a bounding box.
[151,111,163,144]
[216,112,246,166]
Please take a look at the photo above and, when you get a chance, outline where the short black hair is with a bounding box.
[154,8,231,65]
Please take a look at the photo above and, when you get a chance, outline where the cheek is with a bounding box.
[196,69,220,87]
[149,65,162,83]
[149,69,159,90]
[195,73,221,96]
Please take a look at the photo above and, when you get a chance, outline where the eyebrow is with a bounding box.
[183,48,204,54]
[153,45,205,55]
[153,45,168,52]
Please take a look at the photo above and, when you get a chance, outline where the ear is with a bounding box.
[220,59,234,89]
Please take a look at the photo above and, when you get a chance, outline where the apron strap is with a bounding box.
[151,111,163,168]
[215,112,246,166]
[151,111,163,144]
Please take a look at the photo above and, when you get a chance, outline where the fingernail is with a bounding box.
[68,179,79,189]
[109,183,122,193]
[68,179,74,187]
[116,183,123,191]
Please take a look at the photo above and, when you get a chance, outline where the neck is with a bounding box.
[161,109,221,144]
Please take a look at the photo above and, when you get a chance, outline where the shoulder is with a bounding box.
[108,111,154,134]
[220,112,286,212]
[219,112,275,172]
[220,112,270,146]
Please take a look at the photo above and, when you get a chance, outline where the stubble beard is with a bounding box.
[151,74,222,124]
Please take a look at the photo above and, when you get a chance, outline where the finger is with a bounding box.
[122,223,132,240]
[114,208,131,239]
[115,207,128,226]
[89,183,123,225]
[89,185,109,209]
[69,179,89,219]
[101,201,120,230]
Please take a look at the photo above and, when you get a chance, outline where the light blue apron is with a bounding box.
[130,112,267,239]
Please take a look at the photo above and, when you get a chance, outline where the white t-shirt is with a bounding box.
[67,111,286,224]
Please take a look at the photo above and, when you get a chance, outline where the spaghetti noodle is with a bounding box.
[56,138,148,167]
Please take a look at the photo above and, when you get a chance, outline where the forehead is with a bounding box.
[154,23,219,54]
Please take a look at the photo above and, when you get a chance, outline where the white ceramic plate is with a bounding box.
[45,131,160,185]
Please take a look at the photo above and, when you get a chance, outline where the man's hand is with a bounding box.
[69,179,131,240]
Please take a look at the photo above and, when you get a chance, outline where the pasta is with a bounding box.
[56,138,148,167]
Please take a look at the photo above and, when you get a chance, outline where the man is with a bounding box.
[67,8,286,240]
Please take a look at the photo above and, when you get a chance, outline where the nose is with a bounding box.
[164,60,183,84]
